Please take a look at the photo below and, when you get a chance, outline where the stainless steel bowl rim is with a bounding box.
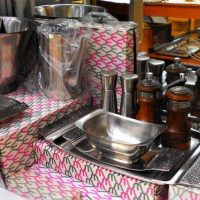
[75,109,166,147]
[35,4,107,9]
[34,4,107,18]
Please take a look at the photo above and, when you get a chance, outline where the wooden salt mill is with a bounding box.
[136,72,161,123]
[162,86,193,150]
[191,69,200,118]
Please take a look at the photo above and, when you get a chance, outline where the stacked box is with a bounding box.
[86,22,137,110]
[6,164,120,200]
[169,185,200,200]
[34,140,168,200]
[0,87,90,178]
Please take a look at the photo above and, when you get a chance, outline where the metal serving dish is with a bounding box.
[75,109,166,162]
[34,4,107,19]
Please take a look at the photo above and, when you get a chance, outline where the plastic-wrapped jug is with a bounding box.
[37,19,90,100]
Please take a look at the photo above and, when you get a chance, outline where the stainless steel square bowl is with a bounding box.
[75,109,166,161]
[34,4,107,19]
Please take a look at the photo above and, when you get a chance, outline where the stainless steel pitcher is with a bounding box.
[0,0,35,18]
[38,20,90,101]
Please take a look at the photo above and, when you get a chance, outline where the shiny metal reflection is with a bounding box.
[39,31,88,100]
[75,109,166,161]
[0,17,37,93]
[34,4,107,19]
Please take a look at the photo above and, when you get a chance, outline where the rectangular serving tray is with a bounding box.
[44,121,200,185]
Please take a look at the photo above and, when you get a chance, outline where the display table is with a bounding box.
[96,0,200,19]
[148,53,200,68]
[144,0,200,19]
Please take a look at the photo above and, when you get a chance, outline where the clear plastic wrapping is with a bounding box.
[81,12,118,24]
[28,18,91,101]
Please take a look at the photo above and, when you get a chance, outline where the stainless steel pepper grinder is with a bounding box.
[100,70,118,113]
[120,73,138,118]
[136,54,150,81]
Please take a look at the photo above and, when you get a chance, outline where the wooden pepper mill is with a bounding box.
[165,57,187,85]
[136,72,161,123]
[162,86,193,150]
[191,69,200,118]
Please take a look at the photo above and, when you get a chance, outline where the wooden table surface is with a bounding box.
[144,0,200,19]
[149,53,200,68]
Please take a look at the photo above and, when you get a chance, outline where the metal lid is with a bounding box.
[121,73,138,93]
[101,70,118,90]
[101,70,118,77]
[136,55,150,80]
[148,59,165,66]
[137,55,150,61]
[179,73,185,80]
[166,86,193,102]
[174,57,181,65]
[170,86,191,95]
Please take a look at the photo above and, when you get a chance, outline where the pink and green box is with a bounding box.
[169,185,200,200]
[34,140,168,200]
[86,22,137,109]
[0,87,90,178]
[6,164,120,200]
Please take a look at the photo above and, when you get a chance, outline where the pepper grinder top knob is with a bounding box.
[146,72,153,81]
[137,72,161,93]
[174,57,181,66]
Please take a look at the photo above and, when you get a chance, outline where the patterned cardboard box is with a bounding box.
[0,87,90,178]
[34,140,168,200]
[6,164,120,200]
[169,185,200,200]
[0,174,5,188]
[86,22,137,110]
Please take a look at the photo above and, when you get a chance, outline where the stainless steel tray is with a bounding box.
[63,128,185,172]
[0,94,29,121]
[179,152,200,188]
[44,122,200,185]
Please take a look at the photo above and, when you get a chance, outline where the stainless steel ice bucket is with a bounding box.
[34,4,107,19]
[38,19,90,100]
[0,17,37,93]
